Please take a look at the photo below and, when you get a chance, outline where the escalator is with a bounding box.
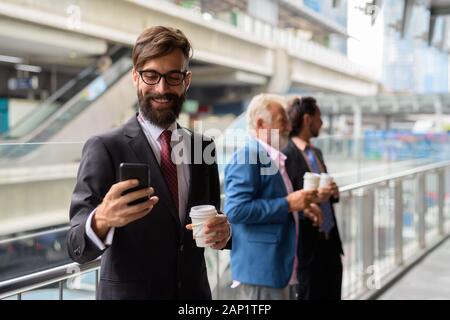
[0,46,134,160]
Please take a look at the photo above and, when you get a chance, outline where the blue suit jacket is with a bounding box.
[224,138,295,288]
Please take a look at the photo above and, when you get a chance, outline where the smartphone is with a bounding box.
[119,163,150,206]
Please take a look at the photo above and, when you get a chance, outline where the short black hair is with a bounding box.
[287,96,319,137]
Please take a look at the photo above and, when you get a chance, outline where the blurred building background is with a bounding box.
[0,0,449,300]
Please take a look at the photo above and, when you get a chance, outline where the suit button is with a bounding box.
[177,281,182,288]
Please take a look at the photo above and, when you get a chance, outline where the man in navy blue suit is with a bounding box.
[224,93,322,300]
[284,96,344,300]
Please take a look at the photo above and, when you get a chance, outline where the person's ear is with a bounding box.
[184,71,192,91]
[132,68,139,88]
[304,114,311,125]
[256,118,265,130]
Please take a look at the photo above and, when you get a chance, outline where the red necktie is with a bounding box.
[160,130,179,212]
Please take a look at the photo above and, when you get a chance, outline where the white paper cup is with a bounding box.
[319,173,333,188]
[303,172,320,190]
[189,205,218,247]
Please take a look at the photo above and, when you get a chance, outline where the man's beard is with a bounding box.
[138,91,185,128]
[278,133,289,150]
[269,131,290,151]
[310,125,320,138]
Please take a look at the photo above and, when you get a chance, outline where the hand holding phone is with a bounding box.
[92,163,158,238]
[119,163,151,206]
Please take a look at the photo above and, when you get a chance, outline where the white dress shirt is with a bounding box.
[86,113,191,250]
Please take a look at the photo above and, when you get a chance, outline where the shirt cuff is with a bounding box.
[85,209,115,250]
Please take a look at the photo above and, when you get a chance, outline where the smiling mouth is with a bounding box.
[152,97,171,104]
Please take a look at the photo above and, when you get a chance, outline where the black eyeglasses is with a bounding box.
[138,70,189,86]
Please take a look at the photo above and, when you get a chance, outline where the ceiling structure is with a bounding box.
[199,0,348,36]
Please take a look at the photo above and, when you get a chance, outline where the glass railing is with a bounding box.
[1,160,449,300]
[0,47,132,159]
[0,139,449,300]
[214,113,450,187]
[0,226,71,283]
[337,161,450,299]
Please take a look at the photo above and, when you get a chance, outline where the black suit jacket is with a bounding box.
[283,139,344,267]
[67,115,221,299]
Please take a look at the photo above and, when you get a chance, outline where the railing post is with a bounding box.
[417,174,426,249]
[216,250,220,300]
[95,269,99,297]
[393,180,404,265]
[361,188,375,290]
[438,169,445,236]
[59,281,64,300]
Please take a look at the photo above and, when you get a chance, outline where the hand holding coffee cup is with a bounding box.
[303,172,320,190]
[187,206,231,249]
[188,205,218,247]
[319,173,333,188]
[330,181,339,199]
[304,203,324,227]
[202,214,231,250]
[317,173,333,202]
[287,189,317,212]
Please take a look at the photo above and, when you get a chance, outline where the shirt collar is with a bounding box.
[137,113,177,141]
[256,138,287,164]
[293,137,311,152]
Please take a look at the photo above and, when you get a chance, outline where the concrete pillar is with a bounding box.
[385,115,391,131]
[51,65,58,95]
[353,103,363,160]
[266,48,291,94]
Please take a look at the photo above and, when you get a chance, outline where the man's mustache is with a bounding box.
[142,92,181,104]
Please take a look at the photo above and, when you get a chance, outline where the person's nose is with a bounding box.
[153,76,170,94]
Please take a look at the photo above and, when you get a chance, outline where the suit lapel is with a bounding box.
[182,127,195,228]
[124,116,181,229]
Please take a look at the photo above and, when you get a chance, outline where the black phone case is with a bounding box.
[119,163,150,206]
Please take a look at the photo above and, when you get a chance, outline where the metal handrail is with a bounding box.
[1,160,449,299]
[0,259,100,300]
[0,226,69,245]
[340,160,450,192]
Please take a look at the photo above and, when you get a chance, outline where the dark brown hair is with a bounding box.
[132,26,192,70]
[288,96,319,137]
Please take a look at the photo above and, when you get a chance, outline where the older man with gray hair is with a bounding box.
[224,93,322,300]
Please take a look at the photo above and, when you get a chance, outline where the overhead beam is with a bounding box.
[440,17,449,50]
[332,0,342,8]
[429,14,437,45]
[401,0,414,38]
[430,6,450,16]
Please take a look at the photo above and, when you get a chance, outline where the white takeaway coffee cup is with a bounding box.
[319,173,333,188]
[189,205,218,247]
[303,172,320,190]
